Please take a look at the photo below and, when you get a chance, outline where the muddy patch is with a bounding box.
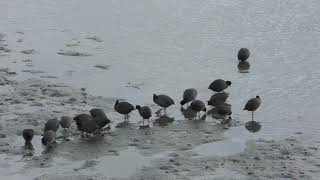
[94,64,111,70]
[21,49,36,55]
[85,36,103,42]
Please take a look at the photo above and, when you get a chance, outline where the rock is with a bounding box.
[57,50,92,57]
[8,72,17,75]
[67,97,77,103]
[254,156,260,160]
[22,59,32,62]
[40,75,58,79]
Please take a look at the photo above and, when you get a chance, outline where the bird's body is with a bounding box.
[73,114,100,136]
[208,79,232,92]
[244,96,261,121]
[22,129,34,145]
[114,100,135,121]
[216,103,232,116]
[44,119,60,132]
[42,130,56,146]
[136,105,152,125]
[190,100,206,119]
[60,116,72,129]
[153,94,174,114]
[238,48,250,61]
[90,108,111,128]
[190,100,206,112]
[207,92,229,106]
[180,88,197,106]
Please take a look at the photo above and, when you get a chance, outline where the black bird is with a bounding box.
[238,48,250,61]
[42,130,56,146]
[22,129,34,146]
[136,105,152,125]
[114,100,135,121]
[44,119,59,132]
[60,116,72,130]
[180,88,197,107]
[244,96,261,121]
[90,108,111,130]
[216,103,232,117]
[73,114,100,137]
[208,79,232,92]
[207,92,229,106]
[153,94,174,115]
[180,106,197,120]
[190,100,206,119]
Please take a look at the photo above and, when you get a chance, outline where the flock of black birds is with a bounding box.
[21,48,261,151]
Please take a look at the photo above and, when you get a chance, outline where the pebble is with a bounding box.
[21,49,35,54]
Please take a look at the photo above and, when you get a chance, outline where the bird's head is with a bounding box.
[226,81,232,86]
[136,105,141,110]
[153,94,158,99]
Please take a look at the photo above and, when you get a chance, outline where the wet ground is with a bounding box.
[0,0,320,179]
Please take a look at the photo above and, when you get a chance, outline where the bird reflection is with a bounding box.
[181,106,207,120]
[237,61,250,73]
[24,142,34,151]
[180,106,197,120]
[139,124,150,129]
[207,103,232,120]
[153,115,174,127]
[245,121,261,133]
[115,121,134,129]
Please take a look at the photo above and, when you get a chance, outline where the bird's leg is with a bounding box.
[164,108,167,115]
[252,111,254,122]
[142,119,145,126]
[148,119,150,125]
[65,128,69,138]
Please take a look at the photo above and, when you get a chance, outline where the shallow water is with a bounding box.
[1,0,320,178]
[0,144,152,179]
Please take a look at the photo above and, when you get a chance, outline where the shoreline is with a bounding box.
[0,69,319,179]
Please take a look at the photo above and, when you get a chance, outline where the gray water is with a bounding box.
[0,0,320,178]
